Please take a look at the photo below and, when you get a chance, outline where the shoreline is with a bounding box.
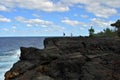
[5,37,120,80]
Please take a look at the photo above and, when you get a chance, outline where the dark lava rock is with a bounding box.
[81,53,120,80]
[5,37,120,80]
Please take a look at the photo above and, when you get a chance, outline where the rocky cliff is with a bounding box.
[5,37,120,80]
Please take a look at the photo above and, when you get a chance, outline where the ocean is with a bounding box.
[0,37,45,80]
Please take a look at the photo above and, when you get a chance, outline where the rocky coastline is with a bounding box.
[5,37,120,80]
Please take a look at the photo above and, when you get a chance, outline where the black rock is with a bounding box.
[5,37,120,80]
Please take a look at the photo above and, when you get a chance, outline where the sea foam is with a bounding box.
[0,49,20,80]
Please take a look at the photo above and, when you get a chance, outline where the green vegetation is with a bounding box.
[89,26,95,37]
[88,19,120,37]
[111,19,120,37]
[94,28,117,37]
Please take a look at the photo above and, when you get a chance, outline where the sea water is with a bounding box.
[0,37,45,80]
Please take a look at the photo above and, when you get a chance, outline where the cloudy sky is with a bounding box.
[0,0,120,37]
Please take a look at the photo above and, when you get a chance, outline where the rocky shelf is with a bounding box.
[5,37,120,80]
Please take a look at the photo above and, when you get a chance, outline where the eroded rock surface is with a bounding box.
[5,37,120,80]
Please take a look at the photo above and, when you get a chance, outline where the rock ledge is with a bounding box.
[5,37,120,80]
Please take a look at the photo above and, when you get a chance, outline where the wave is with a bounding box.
[0,49,20,56]
[0,49,20,80]
[0,37,45,80]
[0,73,4,80]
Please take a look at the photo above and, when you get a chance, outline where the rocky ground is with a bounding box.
[5,37,120,80]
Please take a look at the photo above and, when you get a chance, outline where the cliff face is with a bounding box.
[5,37,120,80]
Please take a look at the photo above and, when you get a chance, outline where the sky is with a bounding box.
[0,0,120,37]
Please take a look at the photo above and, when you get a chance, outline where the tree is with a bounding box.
[111,20,120,28]
[111,20,120,37]
[94,28,116,37]
[103,28,113,36]
[89,26,94,37]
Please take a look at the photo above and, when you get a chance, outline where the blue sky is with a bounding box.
[0,0,120,37]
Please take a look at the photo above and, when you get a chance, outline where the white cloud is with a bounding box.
[62,19,79,26]
[61,18,87,27]
[32,14,40,18]
[24,19,53,25]
[0,0,119,18]
[61,17,114,29]
[74,14,78,17]
[12,25,17,29]
[44,29,49,32]
[0,15,11,22]
[26,24,32,27]
[11,25,17,32]
[0,0,69,12]
[96,0,120,8]
[90,18,114,27]
[15,16,65,33]
[52,25,65,32]
[80,27,85,30]
[2,28,9,31]
[86,3,117,18]
[62,0,119,18]
[62,0,90,4]
[12,26,16,29]
[0,5,9,11]
[78,5,84,8]
[80,15,88,18]
[41,25,48,28]
[15,16,53,26]
[15,16,25,22]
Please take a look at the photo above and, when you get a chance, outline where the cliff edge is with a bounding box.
[5,37,120,80]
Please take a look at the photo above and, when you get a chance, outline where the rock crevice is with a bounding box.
[5,37,120,80]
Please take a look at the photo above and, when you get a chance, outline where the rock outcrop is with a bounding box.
[5,37,120,80]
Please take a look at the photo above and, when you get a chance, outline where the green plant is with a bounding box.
[111,20,120,37]
[89,26,94,37]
